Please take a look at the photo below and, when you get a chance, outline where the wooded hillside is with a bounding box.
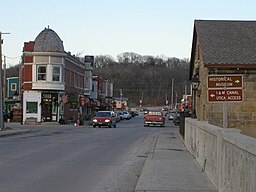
[94,52,190,107]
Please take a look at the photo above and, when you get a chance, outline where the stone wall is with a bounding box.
[185,118,256,192]
[195,66,256,137]
[207,74,256,137]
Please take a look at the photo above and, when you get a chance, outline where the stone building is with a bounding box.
[21,27,93,124]
[190,20,256,137]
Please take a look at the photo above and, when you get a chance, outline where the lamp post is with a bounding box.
[191,75,200,118]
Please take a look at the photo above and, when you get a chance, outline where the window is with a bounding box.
[69,103,78,111]
[52,66,60,81]
[11,83,17,91]
[37,66,47,81]
[26,102,38,113]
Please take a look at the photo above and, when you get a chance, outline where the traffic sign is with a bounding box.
[208,89,243,102]
[208,75,242,88]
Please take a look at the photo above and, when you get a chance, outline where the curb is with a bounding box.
[0,129,31,137]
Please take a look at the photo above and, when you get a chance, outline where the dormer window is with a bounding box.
[37,66,47,81]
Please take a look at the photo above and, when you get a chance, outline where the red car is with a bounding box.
[92,111,117,128]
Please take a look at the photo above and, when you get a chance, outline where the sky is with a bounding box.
[1,0,256,67]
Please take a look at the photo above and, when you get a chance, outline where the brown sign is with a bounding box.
[208,89,243,102]
[208,75,242,88]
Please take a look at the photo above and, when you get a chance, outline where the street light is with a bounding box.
[191,75,200,118]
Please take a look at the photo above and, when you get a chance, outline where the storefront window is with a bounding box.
[26,102,38,113]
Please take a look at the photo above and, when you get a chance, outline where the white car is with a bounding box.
[122,111,131,120]
[168,112,176,120]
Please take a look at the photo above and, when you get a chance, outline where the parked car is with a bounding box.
[122,111,131,120]
[92,111,117,128]
[117,111,125,120]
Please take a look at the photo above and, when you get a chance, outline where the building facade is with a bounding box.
[190,20,256,137]
[21,27,93,124]
[91,76,113,111]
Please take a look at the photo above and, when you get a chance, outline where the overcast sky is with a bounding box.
[1,0,255,66]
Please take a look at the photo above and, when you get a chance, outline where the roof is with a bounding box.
[193,20,256,67]
[34,27,64,52]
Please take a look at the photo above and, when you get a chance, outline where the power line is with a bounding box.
[2,54,21,59]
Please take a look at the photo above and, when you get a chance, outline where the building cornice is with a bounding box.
[23,51,67,57]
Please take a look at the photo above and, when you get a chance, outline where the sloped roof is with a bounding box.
[34,28,64,52]
[194,20,256,66]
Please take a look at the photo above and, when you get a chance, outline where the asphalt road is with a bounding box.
[0,114,176,192]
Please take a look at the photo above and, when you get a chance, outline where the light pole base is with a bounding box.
[191,110,197,118]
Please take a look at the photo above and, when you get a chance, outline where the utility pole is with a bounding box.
[140,91,143,108]
[3,55,6,107]
[120,89,122,110]
[0,32,10,130]
[171,78,174,109]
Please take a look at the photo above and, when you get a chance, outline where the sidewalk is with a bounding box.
[135,131,218,192]
[0,123,30,137]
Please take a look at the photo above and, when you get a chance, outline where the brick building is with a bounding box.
[91,76,113,111]
[21,27,93,124]
[190,20,256,137]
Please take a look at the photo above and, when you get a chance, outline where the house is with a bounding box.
[190,20,256,137]
[4,77,22,122]
[21,27,93,124]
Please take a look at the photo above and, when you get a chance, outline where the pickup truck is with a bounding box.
[144,110,165,127]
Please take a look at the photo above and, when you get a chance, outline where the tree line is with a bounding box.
[93,52,190,107]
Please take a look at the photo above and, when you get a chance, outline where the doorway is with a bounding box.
[41,93,58,122]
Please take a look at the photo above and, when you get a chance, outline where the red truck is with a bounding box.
[144,110,165,127]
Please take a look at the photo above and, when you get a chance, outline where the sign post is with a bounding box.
[208,75,243,128]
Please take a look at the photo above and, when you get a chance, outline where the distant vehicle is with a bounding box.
[140,108,149,112]
[130,111,139,117]
[122,111,131,120]
[117,111,125,120]
[92,111,117,128]
[144,110,165,127]
[173,112,181,125]
[161,107,169,116]
[115,112,121,122]
[168,111,177,120]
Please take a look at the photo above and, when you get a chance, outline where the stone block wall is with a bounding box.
[197,71,256,137]
[185,118,256,192]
